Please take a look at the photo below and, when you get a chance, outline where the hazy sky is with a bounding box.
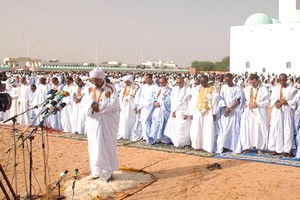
[0,0,278,66]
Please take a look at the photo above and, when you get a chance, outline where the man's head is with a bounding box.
[194,78,200,86]
[75,77,83,87]
[158,76,168,88]
[176,76,185,88]
[20,77,27,85]
[279,73,287,87]
[39,77,47,85]
[65,76,73,86]
[144,73,153,85]
[248,74,260,88]
[89,68,105,88]
[123,75,133,87]
[51,77,59,86]
[200,75,209,88]
[224,73,234,86]
[30,84,37,92]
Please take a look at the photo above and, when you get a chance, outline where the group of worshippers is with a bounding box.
[0,71,95,135]
[117,72,300,159]
[1,69,300,181]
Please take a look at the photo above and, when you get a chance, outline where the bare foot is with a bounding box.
[257,149,263,155]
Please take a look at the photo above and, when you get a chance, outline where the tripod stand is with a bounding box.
[0,163,19,200]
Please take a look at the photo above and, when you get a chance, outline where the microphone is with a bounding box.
[43,102,67,118]
[55,91,70,103]
[42,89,58,106]
[74,169,79,179]
[54,170,68,188]
[52,102,67,115]
[41,100,58,115]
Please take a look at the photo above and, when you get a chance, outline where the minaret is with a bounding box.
[279,0,298,23]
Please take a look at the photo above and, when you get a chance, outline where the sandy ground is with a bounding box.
[0,125,300,200]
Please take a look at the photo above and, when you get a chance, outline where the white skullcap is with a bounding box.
[123,75,133,83]
[89,68,105,79]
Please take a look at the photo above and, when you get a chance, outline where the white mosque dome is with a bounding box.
[271,18,281,24]
[245,13,273,25]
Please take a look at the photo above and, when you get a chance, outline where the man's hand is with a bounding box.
[249,102,257,109]
[134,107,141,114]
[275,99,286,109]
[213,115,217,121]
[224,107,231,117]
[91,102,100,113]
[172,112,176,118]
[154,102,160,108]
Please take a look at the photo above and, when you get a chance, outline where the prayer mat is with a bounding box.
[214,150,300,168]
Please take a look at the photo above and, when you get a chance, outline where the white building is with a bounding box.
[230,0,300,76]
[3,57,42,71]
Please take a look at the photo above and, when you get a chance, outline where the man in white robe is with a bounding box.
[72,77,88,135]
[35,76,50,125]
[84,68,120,181]
[188,75,219,153]
[268,73,298,157]
[117,75,139,140]
[295,89,300,158]
[28,85,37,125]
[60,77,75,133]
[46,77,64,130]
[240,74,270,154]
[164,76,192,147]
[217,73,244,154]
[136,74,159,142]
[148,76,172,145]
[9,82,20,123]
[18,77,32,126]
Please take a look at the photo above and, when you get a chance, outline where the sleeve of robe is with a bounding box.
[87,84,120,117]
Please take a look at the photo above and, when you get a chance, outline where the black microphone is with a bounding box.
[41,100,58,115]
[53,102,67,115]
[42,89,58,106]
[54,170,68,188]
[74,169,79,179]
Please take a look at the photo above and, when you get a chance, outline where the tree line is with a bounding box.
[191,56,229,71]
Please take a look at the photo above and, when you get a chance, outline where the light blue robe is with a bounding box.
[148,87,172,145]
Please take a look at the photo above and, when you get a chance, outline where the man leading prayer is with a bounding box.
[84,68,120,182]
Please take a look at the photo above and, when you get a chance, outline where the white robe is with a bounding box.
[18,83,31,126]
[164,86,192,147]
[73,84,88,134]
[217,84,244,153]
[28,90,38,125]
[136,83,159,141]
[35,84,50,125]
[268,85,297,153]
[189,85,219,153]
[240,84,270,151]
[84,83,120,179]
[61,84,75,133]
[117,84,139,140]
[9,86,20,123]
[295,90,300,158]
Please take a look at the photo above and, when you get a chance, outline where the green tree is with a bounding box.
[191,61,214,71]
[192,56,229,71]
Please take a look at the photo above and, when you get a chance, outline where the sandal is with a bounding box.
[206,165,215,171]
[213,163,221,169]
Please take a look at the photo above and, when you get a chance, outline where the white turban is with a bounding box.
[123,75,133,83]
[89,68,105,79]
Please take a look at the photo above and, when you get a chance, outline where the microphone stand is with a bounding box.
[71,170,78,200]
[3,114,19,198]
